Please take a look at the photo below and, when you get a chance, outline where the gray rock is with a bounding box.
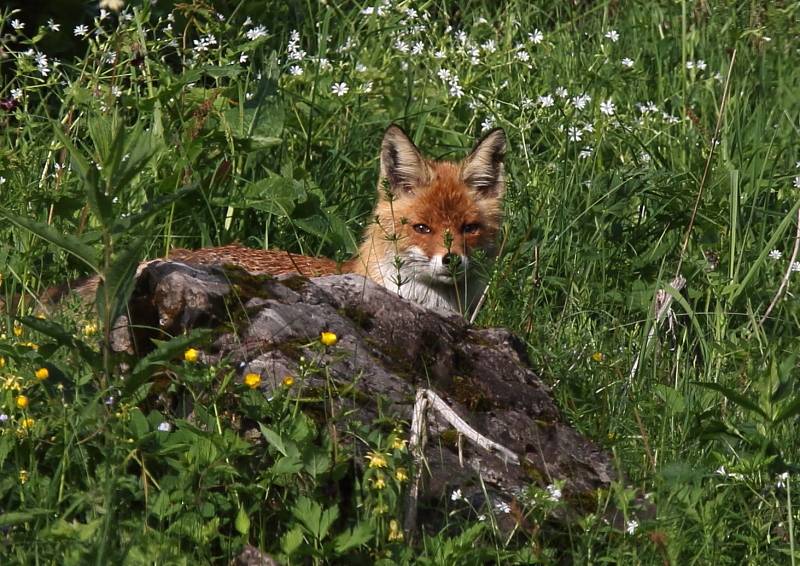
[116,260,618,522]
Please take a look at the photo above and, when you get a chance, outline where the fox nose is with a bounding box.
[442,253,461,268]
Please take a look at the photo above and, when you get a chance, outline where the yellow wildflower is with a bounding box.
[365,451,388,468]
[391,437,408,451]
[36,314,45,320]
[0,357,5,367]
[372,473,386,490]
[592,352,603,362]
[395,468,409,482]
[2,375,22,391]
[12,326,23,337]
[16,395,29,409]
[320,331,338,346]
[283,376,294,387]
[83,323,98,336]
[244,373,262,389]
[387,519,404,541]
[35,367,49,380]
[184,348,199,362]
[21,417,34,429]
[19,470,28,484]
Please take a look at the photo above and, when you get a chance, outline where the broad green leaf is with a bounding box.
[234,506,250,536]
[334,523,374,554]
[281,526,304,555]
[693,382,769,421]
[0,209,99,273]
[99,236,146,323]
[258,424,288,457]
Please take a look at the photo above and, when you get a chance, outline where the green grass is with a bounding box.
[2,0,800,564]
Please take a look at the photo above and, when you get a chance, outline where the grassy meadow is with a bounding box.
[1,0,800,563]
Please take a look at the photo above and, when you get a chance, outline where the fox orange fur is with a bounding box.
[166,126,506,312]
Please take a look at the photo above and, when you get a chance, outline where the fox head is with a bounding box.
[355,124,506,311]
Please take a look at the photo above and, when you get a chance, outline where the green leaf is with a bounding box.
[15,316,102,371]
[97,236,146,324]
[0,509,52,527]
[0,208,99,274]
[111,183,198,235]
[52,124,99,198]
[334,523,374,554]
[123,329,214,397]
[693,382,769,421]
[258,424,288,457]
[773,394,800,424]
[234,506,250,536]
[281,526,304,555]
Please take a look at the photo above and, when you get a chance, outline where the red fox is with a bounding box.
[12,126,505,315]
[169,125,506,312]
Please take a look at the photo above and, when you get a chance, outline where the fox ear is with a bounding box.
[461,127,506,197]
[380,125,430,194]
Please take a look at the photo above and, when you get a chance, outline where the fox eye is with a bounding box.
[413,223,432,234]
[462,223,481,234]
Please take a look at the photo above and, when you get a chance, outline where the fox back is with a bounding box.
[349,125,506,312]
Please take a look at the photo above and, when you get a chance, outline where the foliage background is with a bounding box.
[1,0,800,564]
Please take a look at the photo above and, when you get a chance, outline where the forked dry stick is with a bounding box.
[758,208,800,330]
[403,388,520,538]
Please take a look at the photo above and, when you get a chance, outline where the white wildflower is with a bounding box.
[685,60,694,69]
[289,65,303,76]
[605,30,619,42]
[600,99,615,115]
[246,25,268,41]
[621,58,634,67]
[538,94,554,107]
[568,127,583,142]
[331,82,349,96]
[769,250,782,261]
[696,59,707,70]
[47,19,60,31]
[495,501,511,514]
[547,484,562,501]
[158,422,171,432]
[10,19,24,30]
[451,489,462,501]
[74,25,89,37]
[529,29,543,44]
[626,520,638,535]
[555,86,568,98]
[792,262,800,272]
[579,147,593,159]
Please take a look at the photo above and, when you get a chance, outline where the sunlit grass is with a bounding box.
[1,1,800,564]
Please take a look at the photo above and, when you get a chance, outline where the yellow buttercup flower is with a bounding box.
[0,357,5,367]
[320,332,338,346]
[184,348,199,362]
[12,326,23,337]
[21,418,34,429]
[244,373,262,389]
[16,395,29,409]
[592,352,603,362]
[283,376,294,387]
[35,367,49,380]
[83,323,98,336]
